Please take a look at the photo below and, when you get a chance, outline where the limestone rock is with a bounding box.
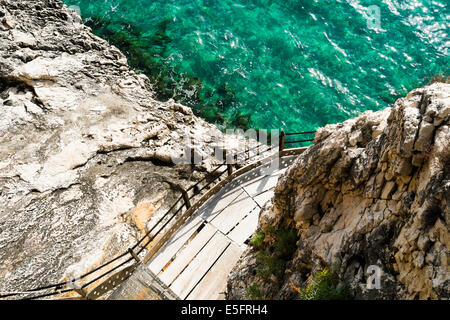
[227,83,450,300]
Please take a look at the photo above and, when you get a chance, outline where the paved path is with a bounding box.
[110,155,297,300]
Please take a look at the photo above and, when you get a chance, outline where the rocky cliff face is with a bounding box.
[0,0,233,294]
[227,83,449,300]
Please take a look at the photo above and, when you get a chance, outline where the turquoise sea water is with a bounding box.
[63,0,449,132]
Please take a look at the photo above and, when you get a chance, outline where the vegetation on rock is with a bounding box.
[298,268,351,300]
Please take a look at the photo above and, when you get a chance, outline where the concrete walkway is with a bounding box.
[110,155,297,300]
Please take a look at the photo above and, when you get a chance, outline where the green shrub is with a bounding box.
[250,231,265,249]
[272,228,297,259]
[256,250,286,279]
[245,283,263,300]
[252,226,298,282]
[299,268,351,300]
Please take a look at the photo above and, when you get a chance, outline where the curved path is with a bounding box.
[109,154,301,300]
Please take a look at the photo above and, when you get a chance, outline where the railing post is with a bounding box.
[279,129,286,155]
[74,288,89,300]
[128,248,141,264]
[227,164,233,176]
[180,186,191,209]
[224,148,228,164]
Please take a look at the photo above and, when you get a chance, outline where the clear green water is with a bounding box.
[63,0,449,132]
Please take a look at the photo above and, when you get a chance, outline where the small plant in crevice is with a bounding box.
[272,227,297,259]
[322,221,336,233]
[245,283,264,300]
[298,268,352,300]
[250,231,265,250]
[250,225,298,283]
[256,250,286,280]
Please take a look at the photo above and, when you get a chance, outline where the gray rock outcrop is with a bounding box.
[0,0,233,295]
[227,83,449,300]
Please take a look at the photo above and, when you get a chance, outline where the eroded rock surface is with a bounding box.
[227,83,449,300]
[0,0,236,295]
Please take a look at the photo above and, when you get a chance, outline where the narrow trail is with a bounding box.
[109,155,299,300]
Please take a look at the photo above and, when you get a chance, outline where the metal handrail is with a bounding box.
[285,131,316,135]
[284,139,315,144]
